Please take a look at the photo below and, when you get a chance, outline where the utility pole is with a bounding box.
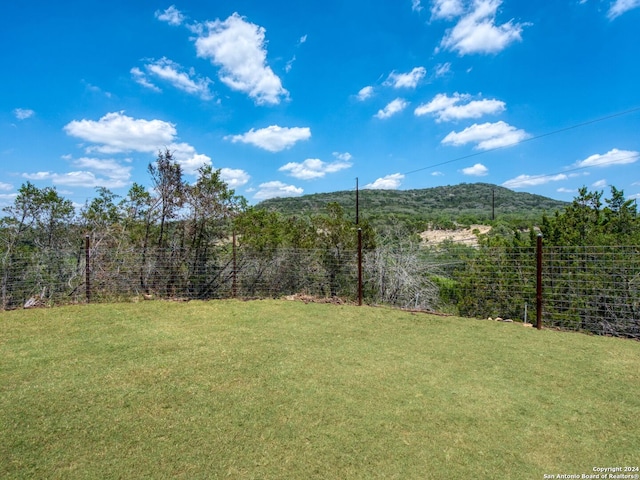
[356,177,359,225]
[492,188,495,221]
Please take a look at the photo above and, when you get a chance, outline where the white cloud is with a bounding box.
[439,0,526,55]
[63,112,210,176]
[137,58,213,100]
[333,152,352,161]
[364,173,405,190]
[0,193,18,207]
[22,157,132,189]
[0,182,14,191]
[412,0,424,12]
[195,13,288,105]
[592,179,608,188]
[461,163,488,176]
[254,181,303,200]
[13,108,35,120]
[574,148,639,168]
[442,121,529,150]
[434,62,452,77]
[384,67,427,89]
[285,55,296,73]
[131,67,162,92]
[557,187,576,194]
[415,92,505,121]
[220,168,250,188]
[155,5,186,26]
[74,157,132,183]
[357,86,374,101]
[415,92,464,116]
[502,173,568,189]
[225,125,311,152]
[169,142,212,175]
[608,0,640,19]
[64,112,177,154]
[431,0,465,19]
[375,98,409,119]
[279,158,352,180]
[299,34,308,44]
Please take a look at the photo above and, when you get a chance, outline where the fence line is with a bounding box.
[1,238,638,338]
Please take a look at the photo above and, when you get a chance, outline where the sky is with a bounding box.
[2,0,640,209]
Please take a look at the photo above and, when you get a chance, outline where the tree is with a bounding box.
[313,202,375,297]
[148,149,185,250]
[183,165,246,298]
[1,182,75,308]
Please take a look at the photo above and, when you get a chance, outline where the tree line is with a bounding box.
[0,150,376,309]
[1,149,639,337]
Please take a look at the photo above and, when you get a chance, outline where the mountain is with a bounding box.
[256,183,568,228]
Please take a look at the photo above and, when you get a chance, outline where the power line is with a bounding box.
[402,106,640,176]
[502,152,640,188]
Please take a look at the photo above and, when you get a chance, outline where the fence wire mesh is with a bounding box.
[2,241,639,338]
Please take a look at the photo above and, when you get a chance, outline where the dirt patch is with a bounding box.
[419,224,491,247]
[283,293,353,305]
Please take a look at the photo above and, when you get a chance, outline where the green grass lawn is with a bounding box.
[1,300,639,479]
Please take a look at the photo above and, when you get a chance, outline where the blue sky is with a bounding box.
[2,0,640,208]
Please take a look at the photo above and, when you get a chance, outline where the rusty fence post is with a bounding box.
[232,231,237,298]
[358,228,363,306]
[85,234,91,304]
[536,234,543,330]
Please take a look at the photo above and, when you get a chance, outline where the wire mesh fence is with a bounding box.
[2,240,639,338]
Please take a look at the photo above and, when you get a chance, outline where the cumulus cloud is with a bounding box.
[442,121,529,150]
[225,125,311,152]
[155,5,186,25]
[64,112,177,154]
[220,168,250,188]
[133,58,213,100]
[195,13,288,105]
[502,173,568,189]
[22,157,132,189]
[608,0,640,19]
[375,98,409,119]
[169,142,212,175]
[64,111,211,175]
[461,163,488,176]
[384,67,427,89]
[357,86,374,101]
[364,173,405,190]
[0,182,14,191]
[254,181,303,200]
[412,0,424,12]
[13,108,35,120]
[414,92,505,121]
[574,148,639,168]
[279,158,352,180]
[438,0,526,55]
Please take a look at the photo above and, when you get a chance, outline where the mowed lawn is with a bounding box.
[1,300,639,479]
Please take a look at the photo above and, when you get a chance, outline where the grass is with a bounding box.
[1,300,639,479]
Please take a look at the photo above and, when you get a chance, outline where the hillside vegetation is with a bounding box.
[258,183,567,229]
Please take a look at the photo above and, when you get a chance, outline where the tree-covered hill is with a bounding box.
[257,183,568,229]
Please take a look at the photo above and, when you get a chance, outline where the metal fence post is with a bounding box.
[85,235,91,303]
[232,231,237,298]
[358,228,363,306]
[536,234,543,330]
